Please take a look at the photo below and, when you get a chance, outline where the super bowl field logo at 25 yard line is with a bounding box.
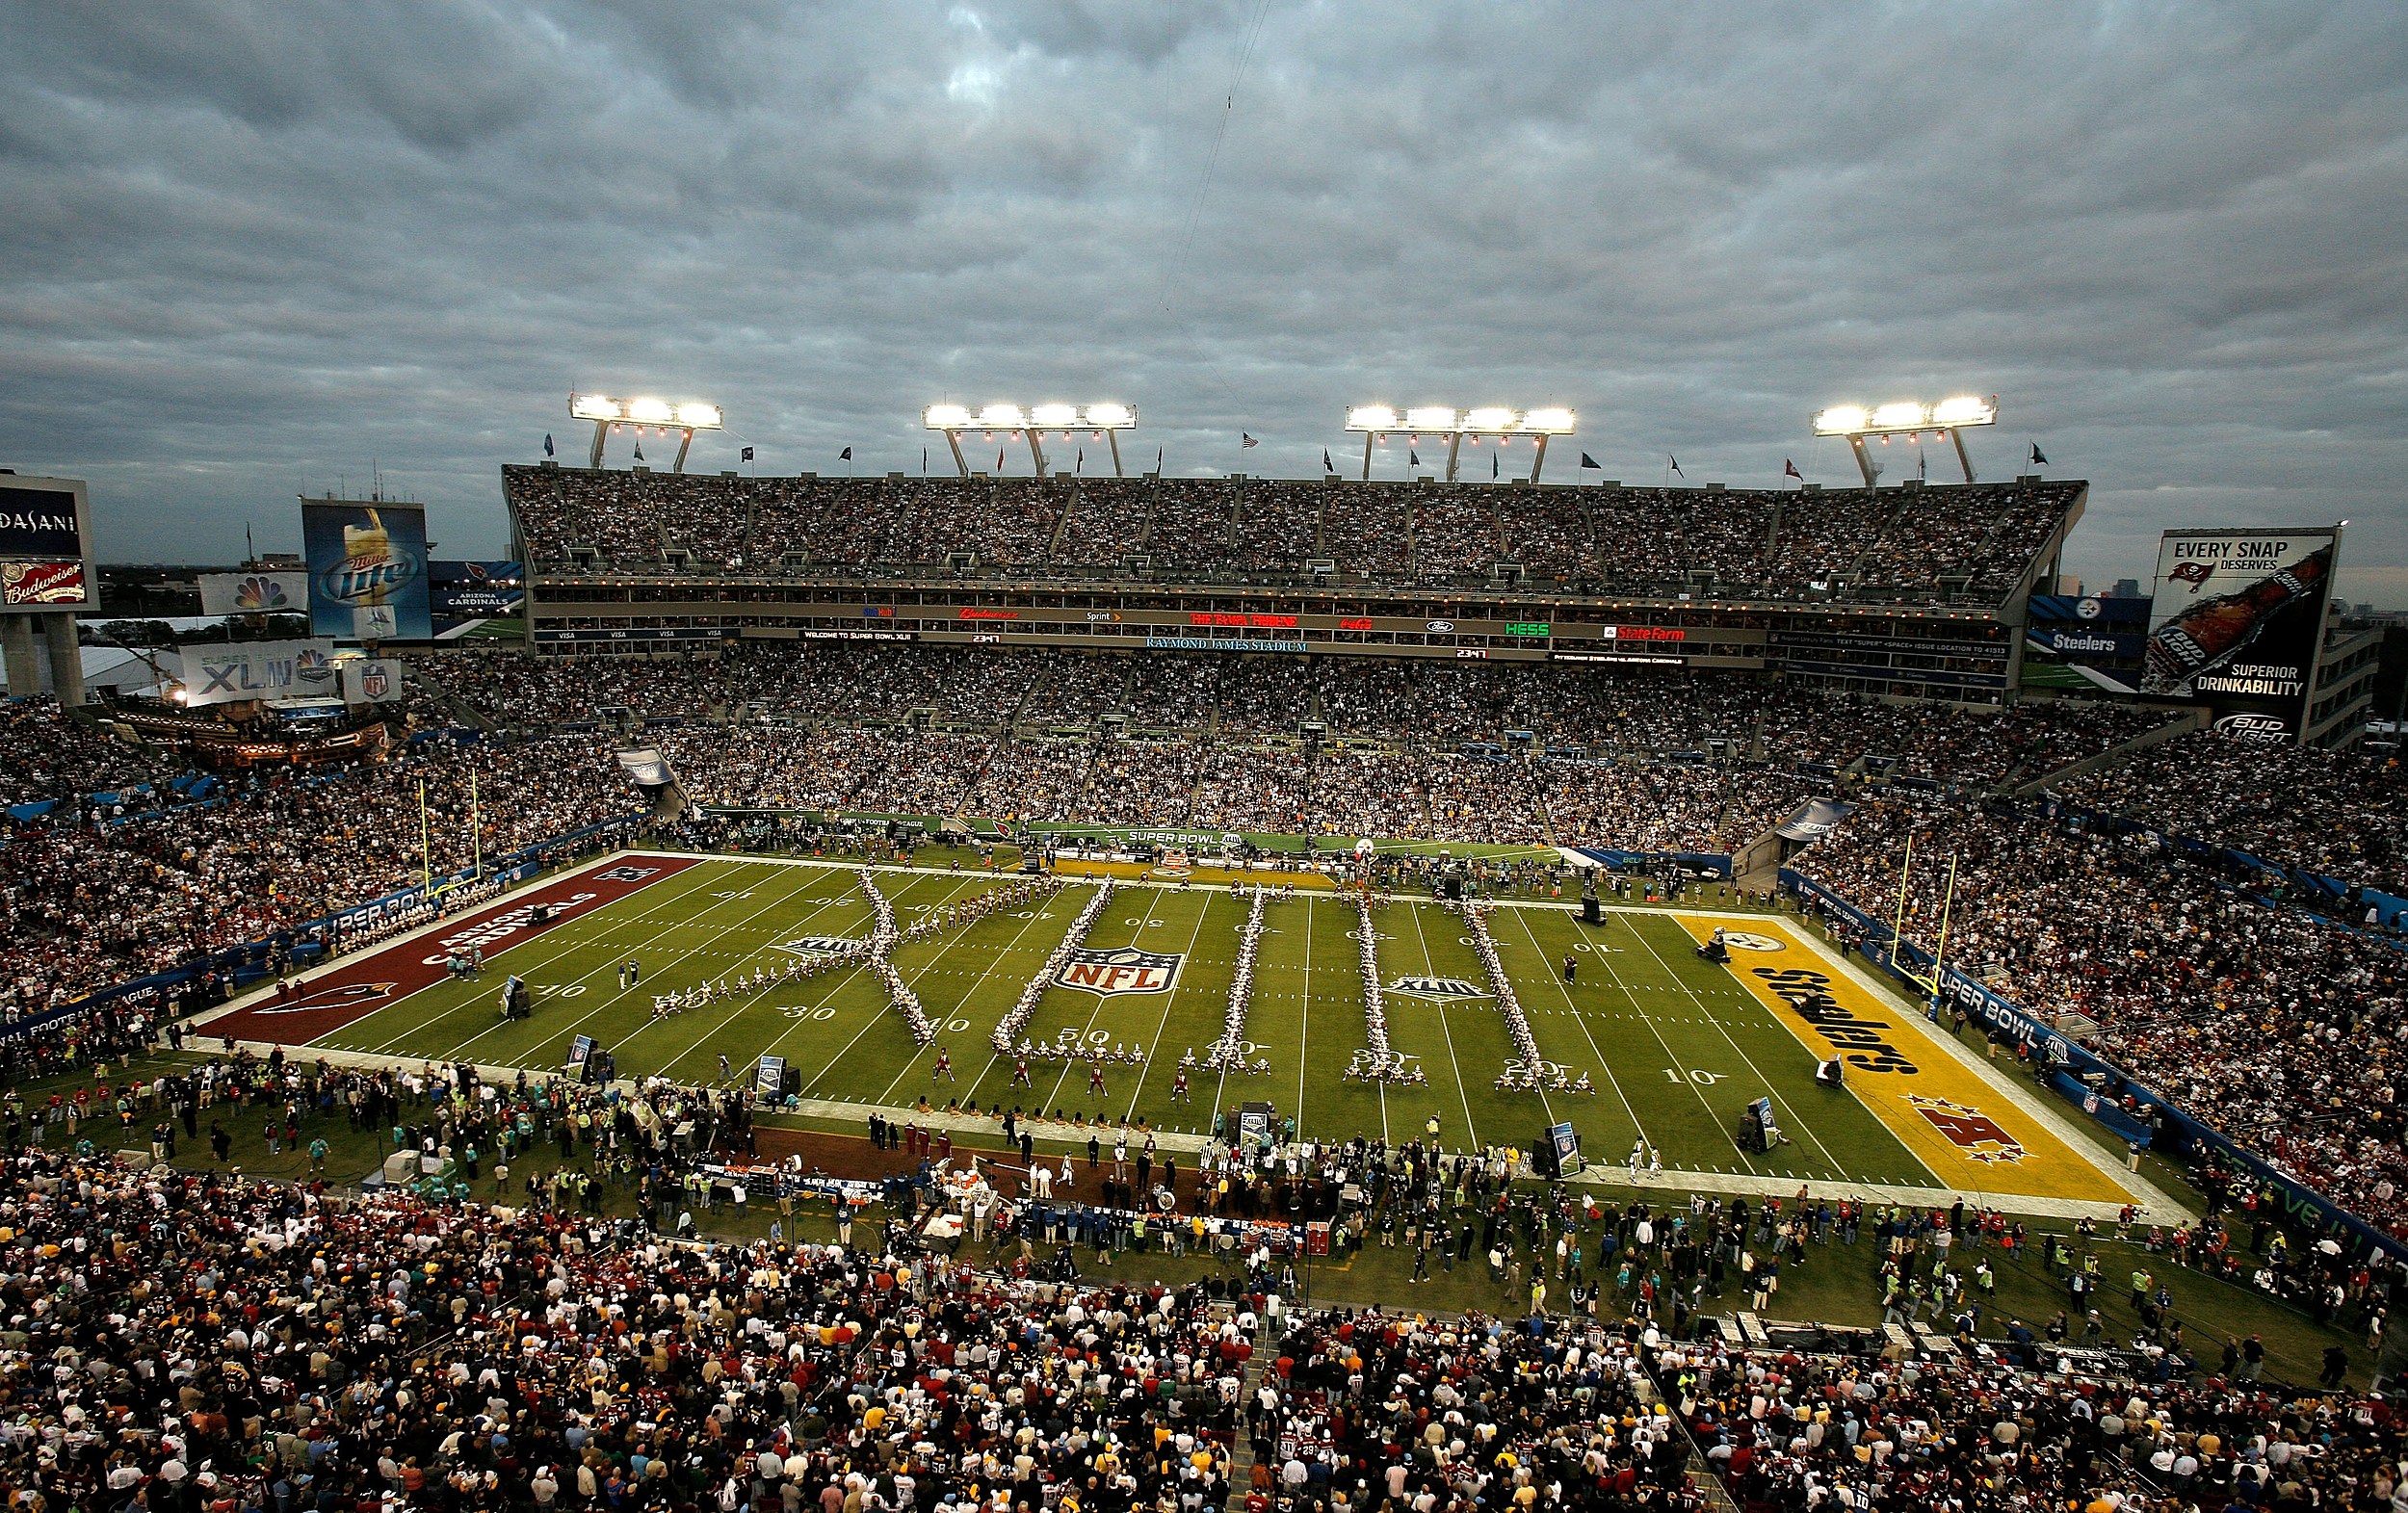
[1055,947,1184,997]
[1679,916,2134,1203]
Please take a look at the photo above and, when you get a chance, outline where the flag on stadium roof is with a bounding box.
[1785,458,1802,482]
[840,447,852,461]
[1242,432,1259,449]
[741,446,754,462]
[1076,449,1084,473]
[997,445,1007,471]
[1668,455,1684,477]
[1579,453,1601,470]
[1322,449,1333,474]
[542,433,555,458]
[2030,442,2049,465]
[1491,452,1499,480]
[1409,448,1422,467]
[634,440,645,461]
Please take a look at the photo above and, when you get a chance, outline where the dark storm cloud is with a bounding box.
[2,1,2403,600]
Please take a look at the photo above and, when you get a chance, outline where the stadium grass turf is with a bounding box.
[318,856,1930,1187]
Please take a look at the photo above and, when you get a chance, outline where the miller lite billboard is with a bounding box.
[301,498,432,640]
[0,478,95,615]
[2141,527,2342,744]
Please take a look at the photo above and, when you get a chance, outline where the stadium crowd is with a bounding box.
[502,468,2083,606]
[0,1101,2395,1513]
[2053,729,2408,898]
[0,733,642,1016]
[1795,793,2408,1237]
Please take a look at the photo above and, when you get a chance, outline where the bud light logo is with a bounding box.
[2212,712,2290,743]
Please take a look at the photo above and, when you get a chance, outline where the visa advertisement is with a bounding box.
[2141,528,2341,743]
[302,500,432,640]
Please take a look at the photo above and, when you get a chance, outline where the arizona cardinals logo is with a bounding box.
[1055,947,1183,997]
[253,981,399,1016]
[2165,561,2215,591]
[1904,1094,2028,1164]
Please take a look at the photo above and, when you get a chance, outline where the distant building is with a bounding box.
[2108,577,2142,599]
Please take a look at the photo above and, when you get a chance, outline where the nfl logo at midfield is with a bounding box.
[1056,947,1183,997]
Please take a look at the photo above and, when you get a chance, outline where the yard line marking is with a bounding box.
[1122,893,1217,1120]
[1500,904,1724,1172]
[440,861,846,1064]
[1614,913,1848,1176]
[871,888,1080,1106]
[1399,897,1482,1148]
[736,874,992,1086]
[1035,888,1171,1116]
[663,872,991,1083]
[1293,894,1314,1135]
[345,859,747,1056]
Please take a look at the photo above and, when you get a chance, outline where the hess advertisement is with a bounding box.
[2143,528,2340,743]
[301,500,432,640]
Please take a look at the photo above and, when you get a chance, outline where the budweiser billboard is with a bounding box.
[2141,527,2342,744]
[0,561,88,607]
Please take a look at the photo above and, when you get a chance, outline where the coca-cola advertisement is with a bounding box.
[2140,527,2342,744]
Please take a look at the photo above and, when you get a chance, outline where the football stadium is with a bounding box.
[4,8,2405,1512]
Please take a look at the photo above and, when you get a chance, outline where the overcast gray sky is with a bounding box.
[5,1,2404,601]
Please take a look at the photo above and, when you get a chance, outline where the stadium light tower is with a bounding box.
[570,393,724,473]
[1342,405,1577,483]
[1812,395,1998,487]
[923,403,1139,479]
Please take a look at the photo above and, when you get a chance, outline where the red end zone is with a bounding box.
[208,854,702,1047]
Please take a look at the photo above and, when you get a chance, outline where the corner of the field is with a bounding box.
[187,848,700,1036]
[1770,917,2196,1224]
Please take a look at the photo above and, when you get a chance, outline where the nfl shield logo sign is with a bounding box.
[1056,947,1183,998]
[362,665,390,700]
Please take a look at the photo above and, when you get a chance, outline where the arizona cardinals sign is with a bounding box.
[1055,947,1183,998]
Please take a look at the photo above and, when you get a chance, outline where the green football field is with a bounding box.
[277,853,2017,1190]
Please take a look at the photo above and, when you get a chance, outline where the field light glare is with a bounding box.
[1345,405,1577,436]
[924,403,1139,431]
[569,393,724,430]
[1813,396,1997,437]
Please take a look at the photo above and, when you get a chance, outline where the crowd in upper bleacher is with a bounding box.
[502,467,2082,605]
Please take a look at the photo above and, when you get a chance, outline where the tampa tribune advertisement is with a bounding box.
[2139,527,2341,743]
[301,500,432,640]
